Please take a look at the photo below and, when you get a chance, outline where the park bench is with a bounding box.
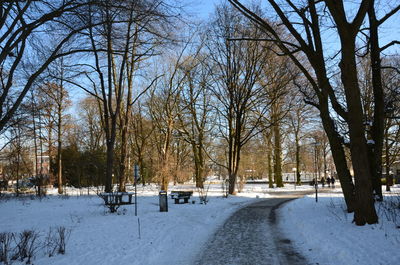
[99,192,135,212]
[170,190,193,204]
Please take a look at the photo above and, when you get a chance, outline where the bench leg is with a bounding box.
[184,198,189,203]
[175,199,179,204]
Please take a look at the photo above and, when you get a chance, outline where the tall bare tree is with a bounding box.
[39,81,70,194]
[229,0,400,225]
[177,52,212,188]
[130,103,154,185]
[77,0,176,192]
[148,51,191,191]
[287,93,317,184]
[206,4,276,194]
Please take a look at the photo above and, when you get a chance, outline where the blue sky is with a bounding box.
[189,0,399,54]
[66,0,399,115]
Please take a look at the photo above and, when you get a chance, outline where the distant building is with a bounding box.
[33,155,51,176]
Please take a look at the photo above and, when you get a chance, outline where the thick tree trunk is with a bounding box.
[193,144,205,189]
[228,136,241,194]
[105,139,115,193]
[368,2,384,199]
[160,127,172,191]
[118,117,129,192]
[340,40,378,225]
[31,99,43,197]
[319,102,356,212]
[267,149,273,188]
[104,117,117,193]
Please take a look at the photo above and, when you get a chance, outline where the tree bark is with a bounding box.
[273,122,283,187]
[340,38,378,225]
[319,102,356,213]
[367,1,384,199]
[295,135,301,185]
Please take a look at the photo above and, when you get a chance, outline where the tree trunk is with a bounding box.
[228,171,236,195]
[385,128,391,191]
[118,119,128,192]
[104,117,117,193]
[267,150,273,188]
[57,93,63,195]
[57,130,63,194]
[319,102,356,212]
[138,152,146,186]
[295,136,301,185]
[193,143,204,189]
[16,138,20,197]
[264,132,274,188]
[368,2,384,199]
[340,40,378,225]
[105,139,115,193]
[273,122,283,187]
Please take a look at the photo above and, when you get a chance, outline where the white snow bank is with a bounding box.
[0,188,257,265]
[278,186,400,265]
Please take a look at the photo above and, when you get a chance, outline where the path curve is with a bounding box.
[194,195,309,265]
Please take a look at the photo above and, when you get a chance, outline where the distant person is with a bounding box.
[331,176,335,188]
[321,177,326,187]
[327,177,331,187]
[311,178,316,186]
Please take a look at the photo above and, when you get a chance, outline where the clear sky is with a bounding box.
[188,0,218,18]
[67,0,399,116]
[188,0,399,55]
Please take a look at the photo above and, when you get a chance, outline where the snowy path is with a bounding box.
[194,196,309,265]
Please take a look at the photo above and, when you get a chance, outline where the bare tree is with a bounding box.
[130,103,154,185]
[206,4,275,194]
[3,112,31,195]
[287,93,317,184]
[177,51,213,188]
[39,81,70,194]
[229,0,400,225]
[79,97,105,152]
[0,0,93,132]
[148,51,191,191]
[77,0,177,192]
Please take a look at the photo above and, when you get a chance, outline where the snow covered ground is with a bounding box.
[1,183,399,265]
[278,185,400,265]
[0,184,260,265]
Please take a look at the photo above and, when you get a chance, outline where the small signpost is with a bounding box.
[134,164,139,216]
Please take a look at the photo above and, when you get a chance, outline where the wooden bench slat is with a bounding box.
[170,190,193,204]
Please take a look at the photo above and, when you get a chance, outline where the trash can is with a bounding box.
[159,190,168,212]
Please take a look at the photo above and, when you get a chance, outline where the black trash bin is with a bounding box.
[159,190,168,212]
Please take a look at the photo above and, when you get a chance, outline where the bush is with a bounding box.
[12,230,40,264]
[377,194,400,228]
[0,232,14,265]
[44,226,71,257]
[0,227,71,264]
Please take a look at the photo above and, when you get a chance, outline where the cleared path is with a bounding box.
[194,194,309,265]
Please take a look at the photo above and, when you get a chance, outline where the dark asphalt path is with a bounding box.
[194,194,309,265]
